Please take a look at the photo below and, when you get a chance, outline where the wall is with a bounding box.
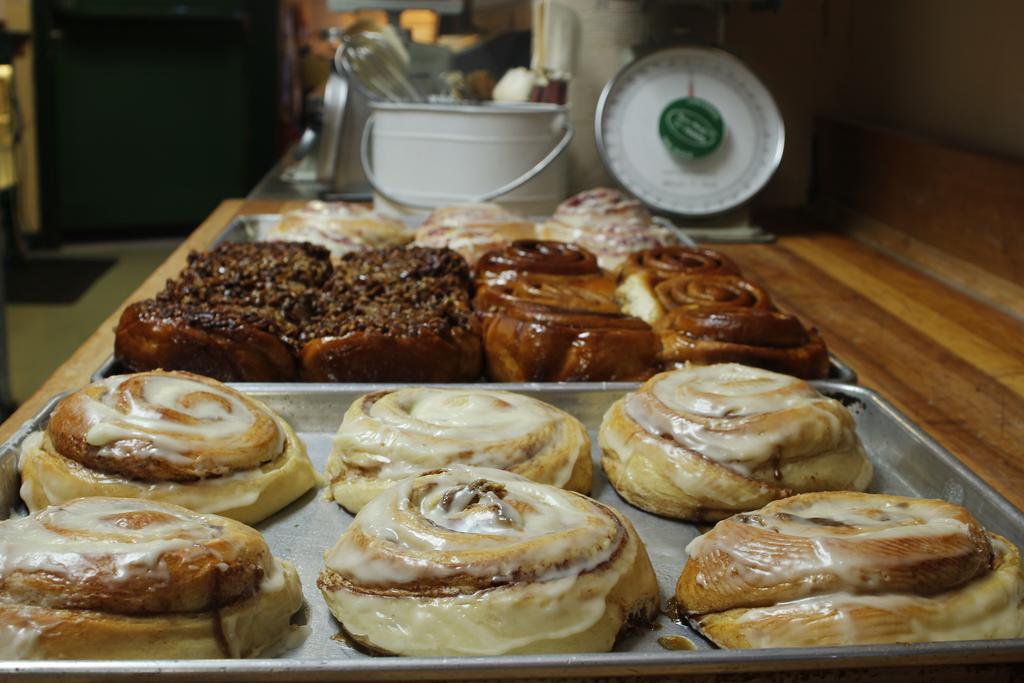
[835,0,1024,161]
[723,0,843,208]
[726,0,1024,208]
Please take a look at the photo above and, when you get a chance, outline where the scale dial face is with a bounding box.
[596,46,784,217]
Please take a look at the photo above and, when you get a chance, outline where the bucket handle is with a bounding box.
[360,112,574,210]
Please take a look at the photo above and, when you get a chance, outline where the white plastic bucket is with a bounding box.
[361,102,572,216]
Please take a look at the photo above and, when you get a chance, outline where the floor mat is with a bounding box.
[6,257,117,304]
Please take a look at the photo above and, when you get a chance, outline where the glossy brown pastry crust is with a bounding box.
[0,498,305,659]
[19,370,318,524]
[47,371,282,482]
[675,492,1024,648]
[654,274,830,379]
[301,246,482,382]
[115,300,298,382]
[620,245,741,281]
[115,241,331,382]
[116,243,482,383]
[475,239,602,285]
[301,330,482,382]
[475,275,659,382]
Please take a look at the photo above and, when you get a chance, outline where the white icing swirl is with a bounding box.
[319,465,658,656]
[268,201,409,256]
[67,372,283,476]
[714,536,1024,647]
[0,498,232,584]
[540,217,677,270]
[421,203,518,229]
[324,466,621,587]
[334,388,580,481]
[413,222,535,265]
[554,188,651,225]
[327,388,591,513]
[686,495,978,593]
[626,364,851,476]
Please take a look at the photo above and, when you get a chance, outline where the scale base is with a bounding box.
[666,206,776,244]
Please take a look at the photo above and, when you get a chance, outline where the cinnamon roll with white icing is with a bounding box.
[19,371,316,524]
[267,200,411,257]
[540,188,678,270]
[0,497,305,659]
[413,204,536,267]
[599,364,872,521]
[553,187,652,226]
[326,388,592,513]
[318,466,659,656]
[420,202,520,229]
[413,221,537,267]
[677,492,1024,647]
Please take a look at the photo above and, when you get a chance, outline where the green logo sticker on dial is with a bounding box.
[659,97,724,159]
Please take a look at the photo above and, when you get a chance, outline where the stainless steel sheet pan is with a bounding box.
[92,213,857,384]
[91,354,858,385]
[0,381,1021,678]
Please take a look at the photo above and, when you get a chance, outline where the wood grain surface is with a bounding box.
[816,118,1024,289]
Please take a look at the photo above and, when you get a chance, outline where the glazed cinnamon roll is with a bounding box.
[553,187,652,226]
[413,213,536,267]
[541,188,678,270]
[538,218,679,271]
[325,387,592,512]
[651,274,829,379]
[599,364,872,521]
[620,246,742,282]
[267,200,411,257]
[19,371,317,524]
[475,240,601,285]
[618,247,742,323]
[317,466,659,656]
[475,274,659,382]
[421,202,520,229]
[677,492,1024,647]
[0,497,305,659]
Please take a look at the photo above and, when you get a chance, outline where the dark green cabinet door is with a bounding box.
[36,0,280,236]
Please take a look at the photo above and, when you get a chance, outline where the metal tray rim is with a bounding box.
[2,639,1023,679]
[2,382,1023,676]
[90,356,858,386]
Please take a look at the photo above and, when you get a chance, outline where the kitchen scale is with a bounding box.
[595,45,784,241]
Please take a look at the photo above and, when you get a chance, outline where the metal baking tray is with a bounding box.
[93,212,857,385]
[91,354,858,385]
[1,382,1022,679]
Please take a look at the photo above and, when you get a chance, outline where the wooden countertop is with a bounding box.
[3,199,1023,513]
